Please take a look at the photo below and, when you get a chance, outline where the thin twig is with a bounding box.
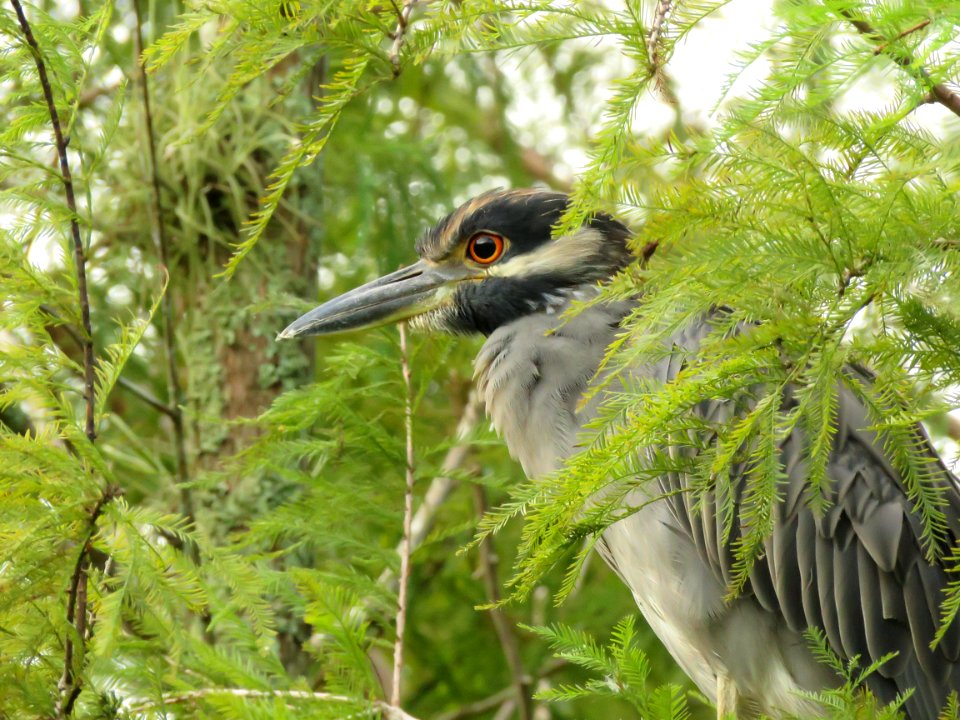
[529,588,552,720]
[132,0,195,526]
[473,486,532,720]
[388,0,417,77]
[646,0,674,97]
[382,390,482,590]
[872,19,930,56]
[437,686,516,720]
[116,376,175,416]
[126,688,421,720]
[391,321,416,708]
[11,0,96,442]
[40,304,177,418]
[57,485,122,717]
[841,9,960,118]
[309,391,483,651]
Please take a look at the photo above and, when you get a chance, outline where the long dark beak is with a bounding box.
[278,260,470,339]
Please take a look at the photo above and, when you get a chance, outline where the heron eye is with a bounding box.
[467,233,505,265]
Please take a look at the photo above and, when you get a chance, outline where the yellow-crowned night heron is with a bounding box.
[279,189,960,718]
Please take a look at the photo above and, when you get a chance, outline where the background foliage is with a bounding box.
[1,0,959,718]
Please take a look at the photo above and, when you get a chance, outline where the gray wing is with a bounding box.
[653,324,960,717]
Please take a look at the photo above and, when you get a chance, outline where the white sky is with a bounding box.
[497,0,956,189]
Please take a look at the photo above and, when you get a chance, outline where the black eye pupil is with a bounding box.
[473,236,497,259]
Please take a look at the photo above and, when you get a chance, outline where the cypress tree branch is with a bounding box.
[57,485,122,717]
[132,0,195,528]
[840,9,960,118]
[473,485,532,720]
[127,689,422,719]
[872,19,930,56]
[40,304,177,418]
[391,321,416,708]
[646,0,674,98]
[309,391,482,652]
[10,0,96,443]
[378,390,481,591]
[406,390,481,554]
[9,2,110,714]
[388,0,417,77]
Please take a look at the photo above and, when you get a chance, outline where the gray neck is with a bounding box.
[473,299,632,477]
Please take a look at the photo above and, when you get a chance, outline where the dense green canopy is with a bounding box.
[1,1,959,718]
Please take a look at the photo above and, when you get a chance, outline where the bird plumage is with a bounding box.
[282,189,960,718]
[479,302,960,717]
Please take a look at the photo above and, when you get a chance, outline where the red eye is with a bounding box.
[467,233,505,265]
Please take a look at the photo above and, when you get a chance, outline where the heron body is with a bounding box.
[281,189,960,718]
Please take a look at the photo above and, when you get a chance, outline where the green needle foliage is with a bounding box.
[1,0,960,719]
[526,616,690,717]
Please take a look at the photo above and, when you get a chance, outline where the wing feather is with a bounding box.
[648,321,960,717]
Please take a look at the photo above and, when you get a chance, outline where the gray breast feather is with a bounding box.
[475,302,632,478]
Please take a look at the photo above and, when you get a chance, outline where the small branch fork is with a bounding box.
[11,0,96,443]
[40,304,176,417]
[308,392,483,650]
[840,9,960,119]
[388,0,417,77]
[391,321,416,708]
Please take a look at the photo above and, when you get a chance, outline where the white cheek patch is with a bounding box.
[487,227,604,278]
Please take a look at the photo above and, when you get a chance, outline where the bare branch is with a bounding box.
[436,687,515,720]
[482,57,572,192]
[400,389,481,566]
[127,688,422,720]
[11,0,96,443]
[391,321,416,708]
[947,414,960,444]
[840,9,960,118]
[519,146,571,193]
[473,485,532,720]
[373,389,482,592]
[388,0,418,77]
[115,376,176,417]
[132,0,195,528]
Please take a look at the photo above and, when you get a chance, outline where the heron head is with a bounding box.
[278,189,633,339]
